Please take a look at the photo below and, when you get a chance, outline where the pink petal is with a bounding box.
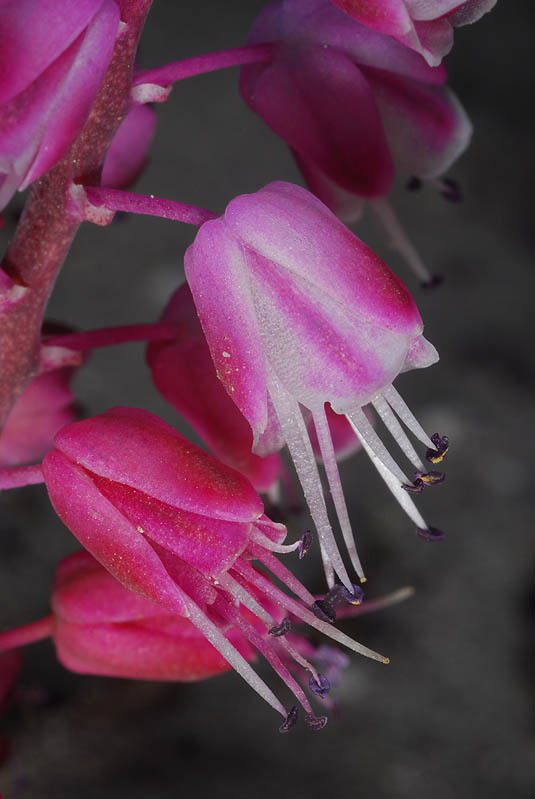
[20,0,119,188]
[0,0,105,104]
[184,218,269,448]
[53,407,263,523]
[405,0,464,20]
[42,450,189,615]
[241,45,394,198]
[328,0,413,37]
[224,182,423,337]
[101,104,156,189]
[364,67,472,177]
[448,0,497,25]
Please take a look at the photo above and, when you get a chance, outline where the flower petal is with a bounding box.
[53,407,263,522]
[184,218,269,448]
[102,104,156,189]
[42,450,190,615]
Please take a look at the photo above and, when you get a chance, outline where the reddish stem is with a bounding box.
[133,43,277,87]
[43,321,180,351]
[0,464,44,490]
[0,616,54,654]
[0,0,154,429]
[86,187,218,226]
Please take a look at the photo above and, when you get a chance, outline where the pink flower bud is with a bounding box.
[330,0,497,66]
[41,407,388,729]
[240,0,472,221]
[185,181,447,588]
[0,367,78,467]
[0,0,120,209]
[101,104,157,189]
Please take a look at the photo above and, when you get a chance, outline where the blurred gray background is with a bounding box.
[0,1,532,797]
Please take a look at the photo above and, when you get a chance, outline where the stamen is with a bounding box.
[269,618,292,637]
[406,176,422,191]
[369,198,435,286]
[312,406,365,581]
[214,596,317,718]
[233,560,389,665]
[250,527,307,556]
[217,572,274,626]
[433,177,463,203]
[426,434,450,464]
[277,639,322,688]
[298,530,313,559]
[382,386,436,449]
[414,470,445,487]
[183,595,287,718]
[313,583,363,623]
[421,274,444,291]
[416,526,445,542]
[267,375,352,591]
[309,674,330,699]
[279,706,298,733]
[372,394,425,471]
[345,409,409,484]
[246,542,316,606]
[305,714,328,731]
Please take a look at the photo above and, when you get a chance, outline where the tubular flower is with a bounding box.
[240,0,472,223]
[184,181,447,589]
[330,0,497,66]
[41,406,388,730]
[146,282,360,494]
[0,0,120,209]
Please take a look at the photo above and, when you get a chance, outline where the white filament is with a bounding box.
[250,527,302,555]
[372,393,424,471]
[346,408,410,484]
[383,385,435,449]
[267,374,351,591]
[370,198,432,284]
[312,406,365,581]
[183,595,287,718]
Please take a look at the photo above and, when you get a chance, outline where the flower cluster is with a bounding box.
[0,0,496,733]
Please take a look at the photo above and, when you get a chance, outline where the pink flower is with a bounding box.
[0,0,120,209]
[330,0,497,66]
[101,104,156,189]
[0,367,78,467]
[185,181,447,589]
[41,406,388,730]
[240,0,472,223]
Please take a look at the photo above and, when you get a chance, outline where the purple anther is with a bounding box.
[426,433,450,464]
[421,274,444,291]
[309,673,331,699]
[279,705,299,733]
[268,617,292,637]
[415,470,445,487]
[305,714,328,731]
[439,177,463,203]
[402,478,424,494]
[298,530,313,559]
[416,526,445,542]
[406,176,422,191]
[312,599,336,623]
[339,584,364,605]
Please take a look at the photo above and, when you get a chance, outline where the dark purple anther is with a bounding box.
[406,176,422,191]
[268,617,292,637]
[417,526,445,542]
[402,478,424,494]
[309,673,331,699]
[312,582,364,623]
[298,530,313,559]
[312,599,336,623]
[414,470,445,487]
[426,433,449,464]
[279,705,299,733]
[340,584,364,605]
[439,177,463,203]
[305,714,328,731]
[421,274,444,291]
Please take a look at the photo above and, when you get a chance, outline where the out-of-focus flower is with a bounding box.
[0,368,78,467]
[41,406,388,730]
[101,104,156,189]
[240,0,471,225]
[330,0,497,66]
[185,181,447,589]
[0,0,120,209]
